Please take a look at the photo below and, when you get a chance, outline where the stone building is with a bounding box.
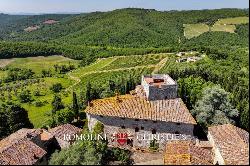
[0,124,82,165]
[207,124,249,165]
[86,74,197,150]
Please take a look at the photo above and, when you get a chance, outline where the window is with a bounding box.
[135,119,139,121]
[152,129,156,134]
[141,126,144,130]
[121,126,125,129]
[135,127,139,132]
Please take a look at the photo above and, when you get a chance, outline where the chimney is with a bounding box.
[88,101,93,107]
[115,92,122,103]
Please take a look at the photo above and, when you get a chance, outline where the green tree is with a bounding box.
[0,104,33,138]
[72,92,79,118]
[85,82,91,104]
[191,85,239,128]
[55,109,75,125]
[18,89,32,103]
[0,109,9,139]
[93,122,104,134]
[51,95,64,113]
[50,83,63,93]
[7,104,34,133]
[49,131,107,165]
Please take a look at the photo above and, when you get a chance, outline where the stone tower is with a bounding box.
[141,74,178,100]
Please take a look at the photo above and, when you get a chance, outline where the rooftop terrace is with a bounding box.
[143,74,176,88]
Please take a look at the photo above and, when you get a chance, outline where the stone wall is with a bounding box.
[141,75,178,101]
[148,84,178,100]
[87,113,195,150]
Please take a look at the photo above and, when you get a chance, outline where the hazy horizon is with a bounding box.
[0,0,248,15]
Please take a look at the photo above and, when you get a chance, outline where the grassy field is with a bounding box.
[211,24,236,33]
[215,16,249,25]
[1,76,75,128]
[6,55,79,74]
[184,16,249,39]
[183,23,210,39]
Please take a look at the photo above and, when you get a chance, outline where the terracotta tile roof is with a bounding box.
[85,95,196,124]
[164,140,213,165]
[49,124,82,141]
[196,141,213,149]
[208,124,249,165]
[0,139,46,165]
[0,128,46,148]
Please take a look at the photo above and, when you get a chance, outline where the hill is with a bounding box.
[0,13,75,40]
[0,8,248,48]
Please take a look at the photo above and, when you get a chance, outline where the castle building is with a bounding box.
[86,74,197,150]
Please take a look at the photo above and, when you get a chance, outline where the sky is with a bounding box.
[0,0,248,14]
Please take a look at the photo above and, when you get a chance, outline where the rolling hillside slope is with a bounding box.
[0,8,248,48]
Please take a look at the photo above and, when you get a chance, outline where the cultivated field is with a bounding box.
[7,55,79,74]
[184,16,249,39]
[0,53,174,128]
[215,16,249,25]
[211,24,236,33]
[183,23,210,39]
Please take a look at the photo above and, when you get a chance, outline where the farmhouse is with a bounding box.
[86,74,197,150]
